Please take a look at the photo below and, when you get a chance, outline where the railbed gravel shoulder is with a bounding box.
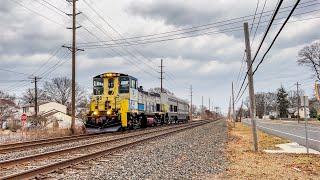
[49,119,227,180]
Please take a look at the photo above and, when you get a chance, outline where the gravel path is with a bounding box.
[48,119,227,180]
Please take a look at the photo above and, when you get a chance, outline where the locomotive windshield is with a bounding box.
[93,77,104,95]
[119,76,129,93]
[108,78,114,89]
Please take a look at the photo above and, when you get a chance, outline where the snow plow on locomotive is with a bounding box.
[86,72,190,130]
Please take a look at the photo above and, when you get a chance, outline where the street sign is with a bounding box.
[21,114,27,122]
[300,96,309,107]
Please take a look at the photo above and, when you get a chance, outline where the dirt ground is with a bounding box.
[218,121,320,180]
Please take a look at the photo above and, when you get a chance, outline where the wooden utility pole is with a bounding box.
[190,85,193,121]
[209,98,211,111]
[244,22,258,152]
[63,0,83,134]
[232,82,235,127]
[302,96,309,153]
[201,96,204,119]
[30,76,41,117]
[228,96,231,121]
[296,82,301,123]
[71,0,77,134]
[239,100,243,122]
[160,59,164,93]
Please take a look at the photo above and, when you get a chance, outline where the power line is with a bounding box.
[82,0,161,75]
[252,0,302,75]
[250,0,261,33]
[252,0,268,43]
[235,0,284,102]
[10,0,66,27]
[32,47,63,76]
[80,9,320,49]
[235,0,303,103]
[82,0,179,81]
[0,68,32,76]
[235,0,264,90]
[76,7,159,78]
[77,0,318,46]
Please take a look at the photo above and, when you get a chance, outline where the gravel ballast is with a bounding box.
[50,119,227,179]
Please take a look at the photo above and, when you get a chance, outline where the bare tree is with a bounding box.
[0,91,17,128]
[297,41,320,80]
[43,77,86,106]
[21,88,49,105]
[0,90,15,101]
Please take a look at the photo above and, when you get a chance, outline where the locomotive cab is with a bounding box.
[87,73,138,128]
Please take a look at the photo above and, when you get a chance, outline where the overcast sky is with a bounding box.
[0,0,319,113]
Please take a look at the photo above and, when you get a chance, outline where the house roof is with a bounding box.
[0,99,16,107]
[21,101,67,108]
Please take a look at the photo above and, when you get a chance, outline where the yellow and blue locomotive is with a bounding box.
[86,72,189,130]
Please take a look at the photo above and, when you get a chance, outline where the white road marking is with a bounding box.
[259,121,320,130]
[256,125,320,143]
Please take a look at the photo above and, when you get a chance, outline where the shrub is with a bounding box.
[309,107,317,118]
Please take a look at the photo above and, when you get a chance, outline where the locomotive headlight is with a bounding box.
[107,110,112,115]
[93,110,99,116]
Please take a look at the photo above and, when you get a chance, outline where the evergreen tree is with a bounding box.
[276,86,289,118]
[309,107,317,118]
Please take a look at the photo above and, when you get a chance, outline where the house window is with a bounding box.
[23,107,29,113]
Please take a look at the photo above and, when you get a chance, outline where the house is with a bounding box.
[21,102,83,129]
[294,107,310,118]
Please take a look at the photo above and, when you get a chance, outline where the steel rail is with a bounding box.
[0,121,202,153]
[0,120,208,167]
[0,119,219,180]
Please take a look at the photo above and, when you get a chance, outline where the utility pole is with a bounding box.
[302,96,310,153]
[232,82,235,127]
[201,96,204,119]
[228,96,231,121]
[209,98,211,112]
[190,85,193,121]
[244,22,258,152]
[30,76,41,117]
[296,82,301,123]
[240,100,244,122]
[63,0,83,134]
[71,0,77,134]
[160,59,164,93]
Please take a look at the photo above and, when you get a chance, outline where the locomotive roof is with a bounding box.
[94,72,136,79]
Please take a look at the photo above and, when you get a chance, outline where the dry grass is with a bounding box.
[0,127,85,144]
[218,122,320,180]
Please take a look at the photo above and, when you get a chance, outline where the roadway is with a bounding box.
[242,119,320,152]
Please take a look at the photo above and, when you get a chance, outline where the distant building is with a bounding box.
[294,107,310,118]
[21,102,83,129]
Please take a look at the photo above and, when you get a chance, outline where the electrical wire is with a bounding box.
[77,0,318,45]
[235,0,284,102]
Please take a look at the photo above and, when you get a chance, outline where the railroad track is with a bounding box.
[0,121,195,153]
[0,119,217,180]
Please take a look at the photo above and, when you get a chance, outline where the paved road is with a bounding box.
[243,119,320,151]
